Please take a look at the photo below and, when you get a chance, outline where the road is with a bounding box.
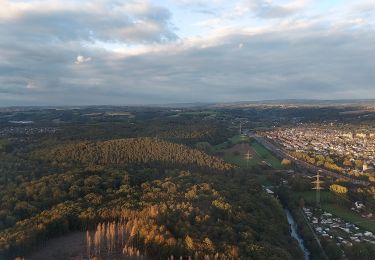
[250,133,370,186]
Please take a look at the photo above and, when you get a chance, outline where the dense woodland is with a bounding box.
[36,138,234,172]
[0,151,302,259]
[0,167,303,259]
[3,106,374,259]
[0,108,304,259]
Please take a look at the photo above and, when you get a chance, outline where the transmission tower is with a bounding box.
[312,171,324,206]
[245,150,252,168]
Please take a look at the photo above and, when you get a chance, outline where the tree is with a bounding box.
[281,159,291,166]
[330,184,348,194]
[14,202,37,219]
[185,235,194,251]
[202,238,215,254]
[324,241,342,260]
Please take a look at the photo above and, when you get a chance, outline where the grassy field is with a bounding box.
[213,135,249,150]
[213,135,282,170]
[294,191,375,232]
[230,135,249,144]
[250,141,283,170]
[222,153,259,168]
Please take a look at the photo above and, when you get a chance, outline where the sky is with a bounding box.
[0,0,374,106]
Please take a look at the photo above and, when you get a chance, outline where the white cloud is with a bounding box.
[75,55,92,65]
[26,80,38,90]
[225,0,312,19]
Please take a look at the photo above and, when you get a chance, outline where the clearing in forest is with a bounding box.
[218,140,281,169]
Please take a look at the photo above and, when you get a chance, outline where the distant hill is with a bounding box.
[2,99,375,111]
[209,99,375,108]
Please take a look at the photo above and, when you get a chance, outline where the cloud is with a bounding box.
[0,0,177,44]
[0,0,374,105]
[26,80,40,90]
[3,22,375,105]
[75,55,92,65]
[259,0,311,18]
[229,0,311,19]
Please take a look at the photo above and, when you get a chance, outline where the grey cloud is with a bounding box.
[2,26,375,105]
[0,1,374,105]
[0,2,177,44]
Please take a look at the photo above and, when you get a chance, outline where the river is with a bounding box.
[285,209,310,260]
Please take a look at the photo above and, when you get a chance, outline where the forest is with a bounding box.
[35,138,234,172]
[0,107,303,259]
[0,167,303,259]
[3,105,374,259]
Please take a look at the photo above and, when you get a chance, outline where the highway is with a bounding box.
[250,133,370,186]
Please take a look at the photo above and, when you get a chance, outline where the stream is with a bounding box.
[285,209,310,260]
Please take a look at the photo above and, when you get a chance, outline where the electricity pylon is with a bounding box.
[245,150,251,168]
[312,171,324,206]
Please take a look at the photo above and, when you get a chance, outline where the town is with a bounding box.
[264,124,375,176]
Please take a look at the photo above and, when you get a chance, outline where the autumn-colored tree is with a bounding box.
[330,184,348,194]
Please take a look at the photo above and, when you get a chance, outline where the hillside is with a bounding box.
[0,138,303,259]
[0,168,302,259]
[38,137,234,172]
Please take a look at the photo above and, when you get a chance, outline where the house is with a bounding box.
[364,231,373,237]
[355,201,365,209]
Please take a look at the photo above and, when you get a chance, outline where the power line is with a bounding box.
[312,171,324,206]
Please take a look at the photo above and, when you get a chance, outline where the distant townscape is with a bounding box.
[265,125,375,177]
